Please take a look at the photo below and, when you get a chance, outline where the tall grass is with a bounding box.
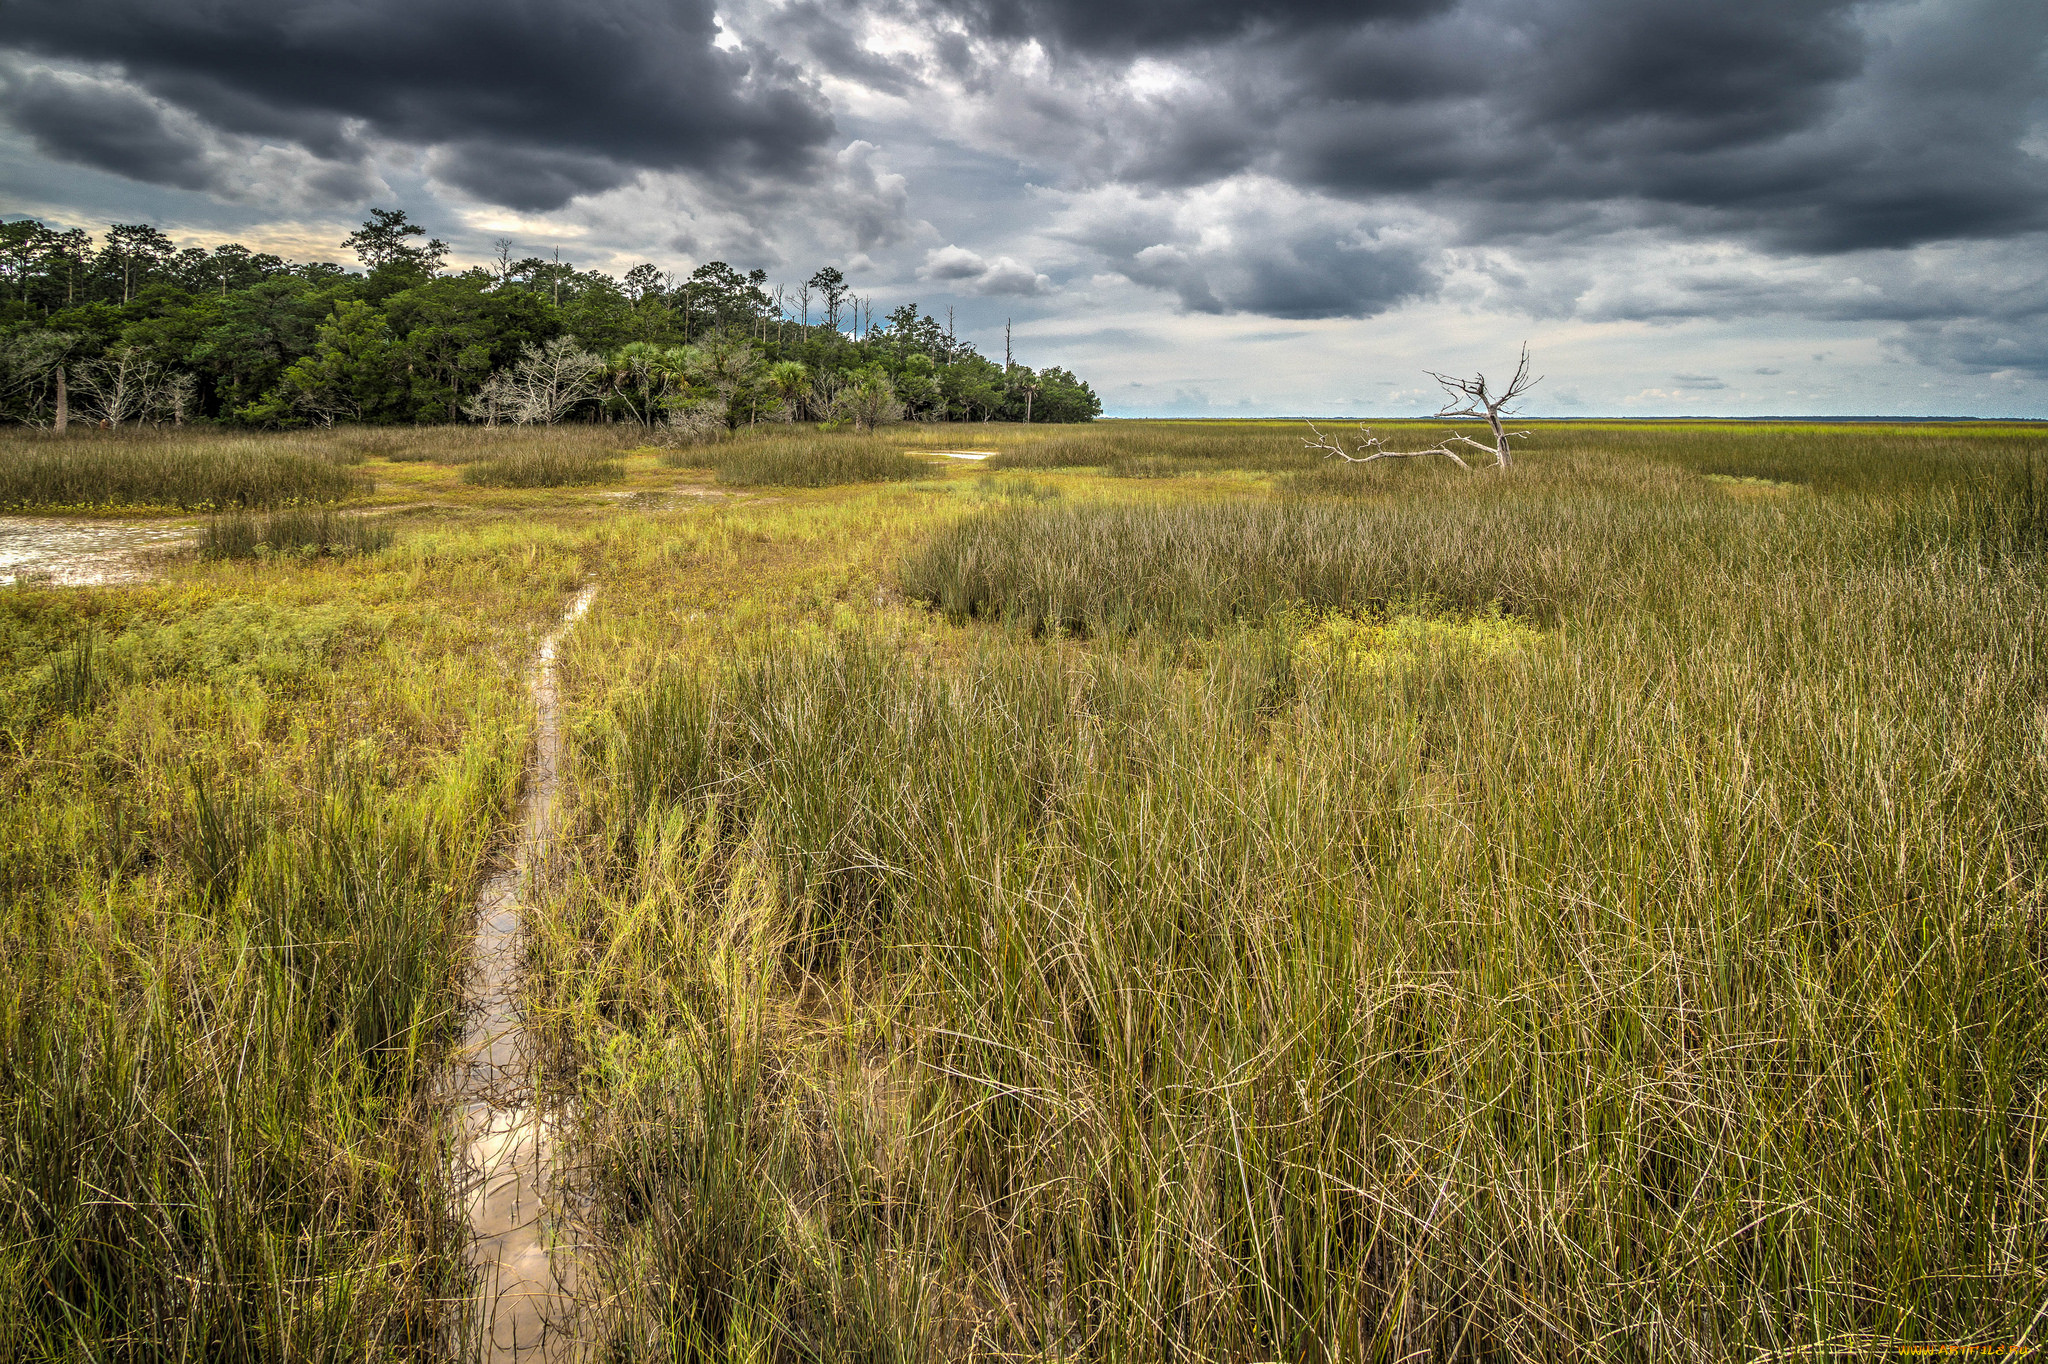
[0,760,495,1357]
[202,508,395,560]
[461,446,627,488]
[541,429,2048,1357]
[0,518,579,1359]
[0,429,369,509]
[900,464,1704,633]
[989,422,1317,472]
[688,431,932,487]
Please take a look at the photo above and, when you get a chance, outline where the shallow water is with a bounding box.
[446,584,597,1361]
[0,516,192,585]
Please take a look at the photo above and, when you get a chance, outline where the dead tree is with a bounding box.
[1304,344,1540,471]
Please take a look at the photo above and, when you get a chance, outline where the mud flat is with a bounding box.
[0,516,193,585]
[445,584,597,1361]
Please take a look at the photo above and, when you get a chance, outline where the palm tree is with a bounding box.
[764,360,813,422]
[608,342,694,425]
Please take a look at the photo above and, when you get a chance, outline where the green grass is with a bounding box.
[0,429,369,510]
[538,422,2048,1359]
[0,518,586,1358]
[899,462,1691,633]
[988,421,1317,472]
[5,419,2047,1360]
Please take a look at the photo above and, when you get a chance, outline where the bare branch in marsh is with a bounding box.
[1302,421,1475,471]
[1303,344,1538,472]
[1424,342,1540,470]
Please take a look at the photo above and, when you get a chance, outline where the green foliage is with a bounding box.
[260,298,401,425]
[2,214,1101,429]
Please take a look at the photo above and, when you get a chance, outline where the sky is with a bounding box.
[2,0,2046,418]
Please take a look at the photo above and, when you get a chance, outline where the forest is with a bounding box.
[0,208,1102,431]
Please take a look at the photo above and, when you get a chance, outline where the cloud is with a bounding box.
[1672,373,1726,389]
[0,57,386,206]
[930,0,1442,57]
[0,63,215,190]
[2,0,836,210]
[919,244,1050,295]
[924,0,2048,256]
[1,0,2043,411]
[1055,180,1439,318]
[1893,320,2048,378]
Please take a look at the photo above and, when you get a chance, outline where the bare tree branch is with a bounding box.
[1422,342,1541,470]
[1302,421,1475,470]
[1303,345,1539,474]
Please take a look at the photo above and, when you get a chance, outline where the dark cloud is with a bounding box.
[2,0,835,209]
[1140,235,1430,319]
[933,0,1442,56]
[934,0,2048,256]
[1106,230,1431,320]
[769,2,923,97]
[1055,186,1437,319]
[0,66,216,190]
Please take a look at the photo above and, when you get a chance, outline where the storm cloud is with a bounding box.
[1,0,2045,402]
[923,0,2048,255]
[0,65,217,191]
[2,0,835,209]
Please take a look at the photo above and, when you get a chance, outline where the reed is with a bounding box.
[682,430,933,486]
[202,507,395,560]
[0,428,367,509]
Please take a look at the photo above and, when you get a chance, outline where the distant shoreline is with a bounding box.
[1100,414,2048,424]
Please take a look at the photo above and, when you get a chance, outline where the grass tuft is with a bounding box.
[202,508,395,560]
[460,446,627,488]
[687,431,932,487]
[0,429,368,509]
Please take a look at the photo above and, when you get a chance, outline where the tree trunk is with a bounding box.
[54,364,67,432]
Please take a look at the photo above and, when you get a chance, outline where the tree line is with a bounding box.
[0,209,1101,431]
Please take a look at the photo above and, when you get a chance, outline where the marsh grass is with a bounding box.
[555,574,2046,1356]
[9,418,2047,1360]
[899,465,1701,633]
[461,445,628,488]
[203,507,396,560]
[692,431,933,486]
[538,423,2048,1359]
[1,764,485,1358]
[990,421,1317,472]
[0,520,584,1359]
[0,428,369,509]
